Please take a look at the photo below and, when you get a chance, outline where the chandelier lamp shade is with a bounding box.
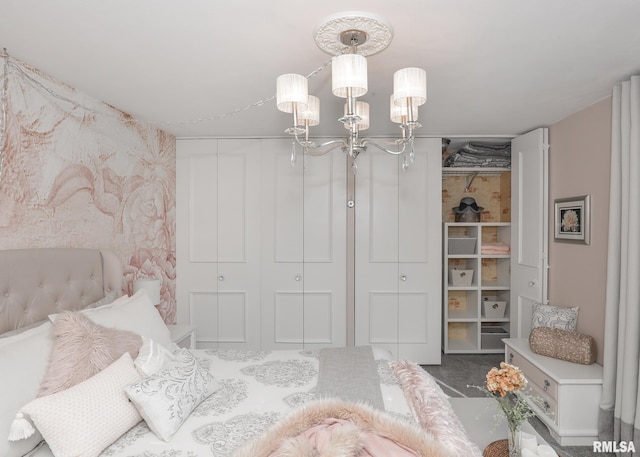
[276,11,427,171]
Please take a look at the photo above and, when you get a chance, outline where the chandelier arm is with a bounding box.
[359,137,413,156]
[292,132,347,157]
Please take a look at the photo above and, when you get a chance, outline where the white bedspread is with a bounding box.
[26,348,414,457]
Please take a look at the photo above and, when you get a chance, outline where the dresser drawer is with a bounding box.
[527,376,558,425]
[507,347,558,402]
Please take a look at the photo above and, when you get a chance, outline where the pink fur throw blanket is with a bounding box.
[390,360,482,457]
[232,399,454,457]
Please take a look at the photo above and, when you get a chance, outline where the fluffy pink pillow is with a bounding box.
[38,311,143,397]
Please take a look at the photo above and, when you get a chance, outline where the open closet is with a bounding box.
[442,128,549,353]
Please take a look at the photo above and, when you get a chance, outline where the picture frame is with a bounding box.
[554,195,590,244]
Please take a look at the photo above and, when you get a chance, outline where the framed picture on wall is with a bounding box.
[554,195,590,244]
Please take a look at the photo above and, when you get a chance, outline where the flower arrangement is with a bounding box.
[471,362,539,457]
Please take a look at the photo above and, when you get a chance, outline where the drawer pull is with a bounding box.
[543,400,550,412]
[508,353,514,363]
[543,380,550,391]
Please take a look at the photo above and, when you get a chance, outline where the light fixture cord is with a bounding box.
[156,55,336,127]
[2,50,338,133]
[0,48,8,182]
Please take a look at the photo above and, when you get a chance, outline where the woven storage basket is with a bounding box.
[529,326,597,365]
[483,439,508,457]
[483,438,559,457]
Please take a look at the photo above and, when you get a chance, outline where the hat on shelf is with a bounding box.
[453,197,484,214]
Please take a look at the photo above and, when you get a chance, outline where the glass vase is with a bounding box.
[507,423,522,457]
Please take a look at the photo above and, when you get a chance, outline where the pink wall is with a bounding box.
[0,57,177,323]
[548,97,611,364]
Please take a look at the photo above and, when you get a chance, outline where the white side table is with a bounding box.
[168,324,196,349]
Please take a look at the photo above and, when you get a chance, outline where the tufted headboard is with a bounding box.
[0,248,123,335]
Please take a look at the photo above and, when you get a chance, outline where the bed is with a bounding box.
[0,248,482,457]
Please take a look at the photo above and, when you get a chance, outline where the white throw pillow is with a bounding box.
[134,336,175,376]
[50,289,172,350]
[0,321,54,457]
[12,352,142,457]
[125,348,219,441]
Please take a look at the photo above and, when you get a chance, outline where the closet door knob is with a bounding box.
[218,275,225,282]
[528,280,538,287]
[295,274,302,282]
[400,275,407,281]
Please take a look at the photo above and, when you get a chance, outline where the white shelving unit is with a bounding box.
[443,222,511,353]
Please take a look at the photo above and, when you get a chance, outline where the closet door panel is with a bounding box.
[216,139,261,348]
[303,155,335,263]
[369,152,400,263]
[274,291,304,344]
[176,138,261,349]
[355,138,441,364]
[369,292,399,344]
[261,139,346,349]
[274,150,304,263]
[355,152,400,355]
[216,150,248,262]
[397,139,441,362]
[263,140,304,348]
[189,291,218,346]
[187,145,218,262]
[301,291,333,344]
[398,152,429,263]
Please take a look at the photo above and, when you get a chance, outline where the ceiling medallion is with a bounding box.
[313,11,393,57]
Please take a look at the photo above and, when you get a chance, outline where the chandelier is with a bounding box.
[276,12,426,172]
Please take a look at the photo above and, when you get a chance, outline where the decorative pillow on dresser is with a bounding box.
[531,302,579,331]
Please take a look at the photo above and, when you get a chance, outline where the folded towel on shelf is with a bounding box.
[481,242,511,254]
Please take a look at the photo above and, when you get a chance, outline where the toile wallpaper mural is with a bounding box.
[0,55,177,323]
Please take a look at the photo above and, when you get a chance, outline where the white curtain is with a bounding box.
[599,75,640,454]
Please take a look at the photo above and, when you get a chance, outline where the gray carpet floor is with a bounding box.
[421,353,610,457]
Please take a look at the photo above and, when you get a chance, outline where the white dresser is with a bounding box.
[503,338,603,446]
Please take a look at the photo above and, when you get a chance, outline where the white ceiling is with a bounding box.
[2,0,639,140]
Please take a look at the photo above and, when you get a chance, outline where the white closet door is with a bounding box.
[176,138,262,349]
[355,138,442,364]
[260,139,347,350]
[511,128,549,338]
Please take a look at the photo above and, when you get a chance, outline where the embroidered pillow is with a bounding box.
[11,353,142,457]
[531,302,579,331]
[125,348,219,441]
[38,311,143,396]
